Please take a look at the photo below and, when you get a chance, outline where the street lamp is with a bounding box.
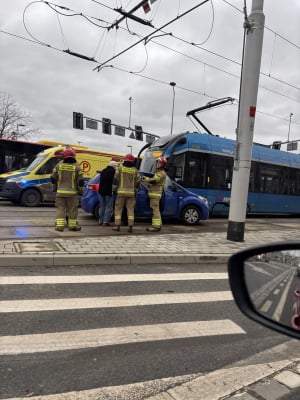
[128,97,133,128]
[127,145,133,154]
[288,113,293,142]
[169,82,176,135]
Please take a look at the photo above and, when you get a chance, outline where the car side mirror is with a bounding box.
[167,184,176,192]
[228,241,300,340]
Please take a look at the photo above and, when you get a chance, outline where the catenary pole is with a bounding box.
[227,0,265,242]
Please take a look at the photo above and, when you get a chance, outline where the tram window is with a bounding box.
[249,162,258,192]
[207,155,233,190]
[258,164,281,194]
[168,153,185,182]
[185,152,207,188]
[278,167,289,194]
[292,170,300,195]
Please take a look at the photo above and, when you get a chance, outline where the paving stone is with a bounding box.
[251,380,290,400]
[274,371,300,389]
[227,392,257,399]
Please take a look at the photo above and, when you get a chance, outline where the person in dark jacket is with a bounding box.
[98,161,118,226]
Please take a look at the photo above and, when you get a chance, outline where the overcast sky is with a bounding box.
[1,0,299,155]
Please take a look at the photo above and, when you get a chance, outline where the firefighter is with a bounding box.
[51,147,84,232]
[112,153,139,233]
[143,156,167,232]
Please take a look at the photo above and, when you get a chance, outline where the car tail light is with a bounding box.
[88,183,99,192]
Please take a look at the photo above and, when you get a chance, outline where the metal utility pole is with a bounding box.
[128,97,133,128]
[170,82,176,135]
[288,112,293,142]
[227,0,265,242]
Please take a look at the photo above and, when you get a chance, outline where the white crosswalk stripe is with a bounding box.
[0,319,245,355]
[0,291,233,312]
[0,272,228,285]
[0,268,246,399]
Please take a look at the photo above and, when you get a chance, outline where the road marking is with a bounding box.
[0,319,245,355]
[246,263,273,276]
[0,272,227,285]
[0,291,233,312]
[260,299,272,313]
[273,271,295,322]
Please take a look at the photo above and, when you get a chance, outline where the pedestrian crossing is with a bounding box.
[0,265,248,399]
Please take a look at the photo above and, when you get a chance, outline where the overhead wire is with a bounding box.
[23,1,52,47]
[193,0,215,46]
[99,64,300,126]
[4,0,300,128]
[23,0,300,93]
[43,1,109,29]
[93,28,108,59]
[91,1,300,92]
[93,0,211,70]
[10,4,300,103]
[222,0,300,50]
[1,27,299,128]
[268,33,277,77]
[55,6,69,50]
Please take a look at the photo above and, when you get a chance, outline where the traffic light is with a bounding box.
[102,118,112,135]
[135,125,143,141]
[73,112,83,130]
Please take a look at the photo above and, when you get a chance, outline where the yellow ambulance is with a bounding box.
[0,144,124,206]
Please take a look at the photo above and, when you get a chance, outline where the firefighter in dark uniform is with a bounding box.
[51,147,84,232]
[112,153,139,233]
[143,156,167,232]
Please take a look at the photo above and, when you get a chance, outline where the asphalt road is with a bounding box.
[0,199,300,240]
[0,262,287,399]
[0,200,299,399]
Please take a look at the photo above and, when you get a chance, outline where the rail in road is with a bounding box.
[0,262,287,400]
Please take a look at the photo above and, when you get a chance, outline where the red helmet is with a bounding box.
[124,153,135,163]
[63,147,76,159]
[156,156,167,168]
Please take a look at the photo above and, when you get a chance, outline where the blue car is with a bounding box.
[81,173,209,225]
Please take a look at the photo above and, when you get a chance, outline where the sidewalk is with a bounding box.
[1,227,300,400]
[0,228,300,267]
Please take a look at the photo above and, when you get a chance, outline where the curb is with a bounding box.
[0,253,230,267]
[146,340,300,400]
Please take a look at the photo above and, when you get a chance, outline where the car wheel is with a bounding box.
[93,203,100,220]
[181,205,201,225]
[20,189,42,207]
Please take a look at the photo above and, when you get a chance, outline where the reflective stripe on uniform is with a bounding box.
[57,164,77,193]
[57,189,78,195]
[117,166,137,196]
[152,217,161,228]
[68,219,77,228]
[121,167,136,174]
[148,190,162,198]
[117,189,135,196]
[55,218,65,228]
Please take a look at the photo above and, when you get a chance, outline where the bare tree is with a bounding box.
[0,92,39,139]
